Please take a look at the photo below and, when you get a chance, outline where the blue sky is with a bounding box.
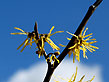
[0,0,108,82]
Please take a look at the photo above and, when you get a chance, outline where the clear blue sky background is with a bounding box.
[0,0,107,82]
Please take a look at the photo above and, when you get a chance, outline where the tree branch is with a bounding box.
[43,0,102,82]
[55,0,103,68]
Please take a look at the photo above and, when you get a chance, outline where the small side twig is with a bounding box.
[34,22,52,65]
[34,22,39,40]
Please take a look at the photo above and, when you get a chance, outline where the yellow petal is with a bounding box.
[51,31,64,36]
[46,38,60,50]
[27,40,36,46]
[69,43,77,49]
[73,67,78,82]
[38,54,41,58]
[29,37,32,46]
[68,50,72,57]
[90,76,95,81]
[83,27,88,37]
[80,27,85,36]
[79,75,85,82]
[85,45,95,52]
[10,32,27,35]
[83,33,93,38]
[68,74,74,82]
[14,27,25,33]
[17,38,28,50]
[59,44,66,47]
[66,31,73,36]
[38,50,43,58]
[88,44,99,49]
[89,41,97,44]
[41,38,44,49]
[81,44,87,58]
[48,26,54,36]
[66,31,78,39]
[89,38,96,40]
[20,39,30,52]
[85,46,93,52]
[75,48,80,62]
[67,37,71,40]
[72,51,76,63]
[25,39,28,45]
[78,49,88,59]
[84,36,92,41]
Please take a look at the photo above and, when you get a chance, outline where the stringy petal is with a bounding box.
[51,31,64,36]
[46,38,60,50]
[14,27,25,33]
[21,39,30,52]
[66,27,98,62]
[83,27,88,37]
[69,43,77,49]
[67,37,71,40]
[84,36,92,41]
[59,44,66,47]
[79,75,85,82]
[17,38,28,50]
[48,26,54,36]
[68,50,72,57]
[72,51,76,63]
[73,67,78,82]
[10,32,27,35]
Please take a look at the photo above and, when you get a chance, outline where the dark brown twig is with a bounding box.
[34,22,39,40]
[43,0,102,82]
[43,50,52,66]
[34,22,52,65]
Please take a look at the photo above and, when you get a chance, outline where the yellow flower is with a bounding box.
[53,67,95,82]
[35,26,63,58]
[41,26,64,51]
[11,26,63,58]
[67,27,99,63]
[10,27,37,52]
[46,51,60,65]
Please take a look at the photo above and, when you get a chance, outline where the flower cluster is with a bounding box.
[59,27,98,63]
[11,26,99,64]
[11,26,63,58]
[10,27,37,52]
[67,27,99,63]
[11,24,99,82]
[46,51,60,65]
[53,67,95,82]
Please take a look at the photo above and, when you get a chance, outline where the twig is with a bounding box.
[34,22,39,40]
[34,22,52,65]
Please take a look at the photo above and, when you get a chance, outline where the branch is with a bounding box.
[43,0,102,82]
[34,22,52,65]
[55,0,103,68]
[43,50,52,66]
